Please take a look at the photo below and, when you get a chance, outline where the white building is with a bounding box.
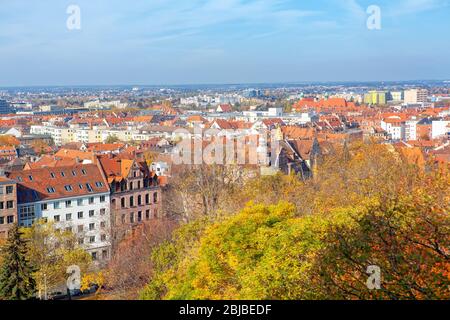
[404,89,428,104]
[432,119,450,139]
[9,164,112,261]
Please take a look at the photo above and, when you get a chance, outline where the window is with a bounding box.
[72,170,77,176]
[50,172,56,178]
[154,209,158,219]
[17,177,23,182]
[65,227,72,233]
[6,186,13,194]
[121,197,125,208]
[77,199,83,206]
[89,210,94,217]
[137,181,141,189]
[146,210,150,220]
[138,195,142,206]
[0,217,3,224]
[65,200,72,208]
[121,214,125,224]
[86,184,93,192]
[130,212,135,224]
[153,192,158,203]
[102,250,108,260]
[89,236,95,244]
[28,175,33,181]
[145,194,149,204]
[78,184,83,190]
[6,201,13,209]
[100,221,106,228]
[66,213,72,221]
[138,211,142,222]
[41,203,48,211]
[78,238,84,245]
[91,251,97,260]
[95,182,103,187]
[7,216,14,224]
[54,215,60,222]
[61,172,65,177]
[129,182,133,190]
[130,196,134,207]
[100,208,106,216]
[64,185,73,192]
[54,201,60,209]
[101,234,106,242]
[78,225,84,233]
[89,197,94,204]
[77,211,83,219]
[100,195,106,203]
[81,169,87,175]
[89,223,95,231]
[47,187,55,193]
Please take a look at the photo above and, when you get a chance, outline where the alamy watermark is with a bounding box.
[367,5,382,30]
[66,4,81,30]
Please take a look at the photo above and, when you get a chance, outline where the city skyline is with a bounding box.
[1,0,450,86]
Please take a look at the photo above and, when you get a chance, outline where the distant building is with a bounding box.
[404,89,428,104]
[0,100,11,114]
[364,91,388,105]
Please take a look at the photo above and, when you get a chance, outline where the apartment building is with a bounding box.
[404,89,428,104]
[98,156,162,247]
[8,164,112,261]
[0,177,17,239]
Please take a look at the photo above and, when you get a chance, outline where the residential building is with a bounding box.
[364,91,388,105]
[97,156,162,248]
[8,164,112,261]
[431,119,450,139]
[404,89,428,104]
[0,177,17,239]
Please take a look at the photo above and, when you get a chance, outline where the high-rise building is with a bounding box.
[0,99,12,114]
[404,89,428,104]
[364,91,387,105]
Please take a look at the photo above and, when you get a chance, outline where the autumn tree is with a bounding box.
[103,219,177,299]
[22,220,92,299]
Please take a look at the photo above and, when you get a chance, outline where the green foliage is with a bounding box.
[0,225,36,300]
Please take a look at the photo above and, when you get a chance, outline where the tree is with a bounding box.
[0,224,36,300]
[21,220,92,299]
[103,220,177,299]
[105,134,121,144]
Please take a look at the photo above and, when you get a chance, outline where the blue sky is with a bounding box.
[0,0,449,86]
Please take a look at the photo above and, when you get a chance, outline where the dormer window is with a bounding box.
[28,175,33,181]
[50,172,56,178]
[47,187,56,193]
[61,172,65,177]
[64,185,73,192]
[86,183,93,192]
[72,171,77,176]
[81,169,87,175]
[95,182,103,187]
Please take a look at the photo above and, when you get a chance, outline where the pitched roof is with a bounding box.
[8,164,109,203]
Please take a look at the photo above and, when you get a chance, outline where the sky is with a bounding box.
[0,0,449,86]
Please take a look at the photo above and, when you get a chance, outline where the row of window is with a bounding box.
[54,208,107,222]
[77,234,107,246]
[0,185,14,195]
[59,221,107,234]
[116,192,158,209]
[0,215,14,224]
[41,196,106,211]
[0,200,15,210]
[91,249,109,261]
[121,209,158,224]
[17,169,89,182]
[47,182,103,194]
